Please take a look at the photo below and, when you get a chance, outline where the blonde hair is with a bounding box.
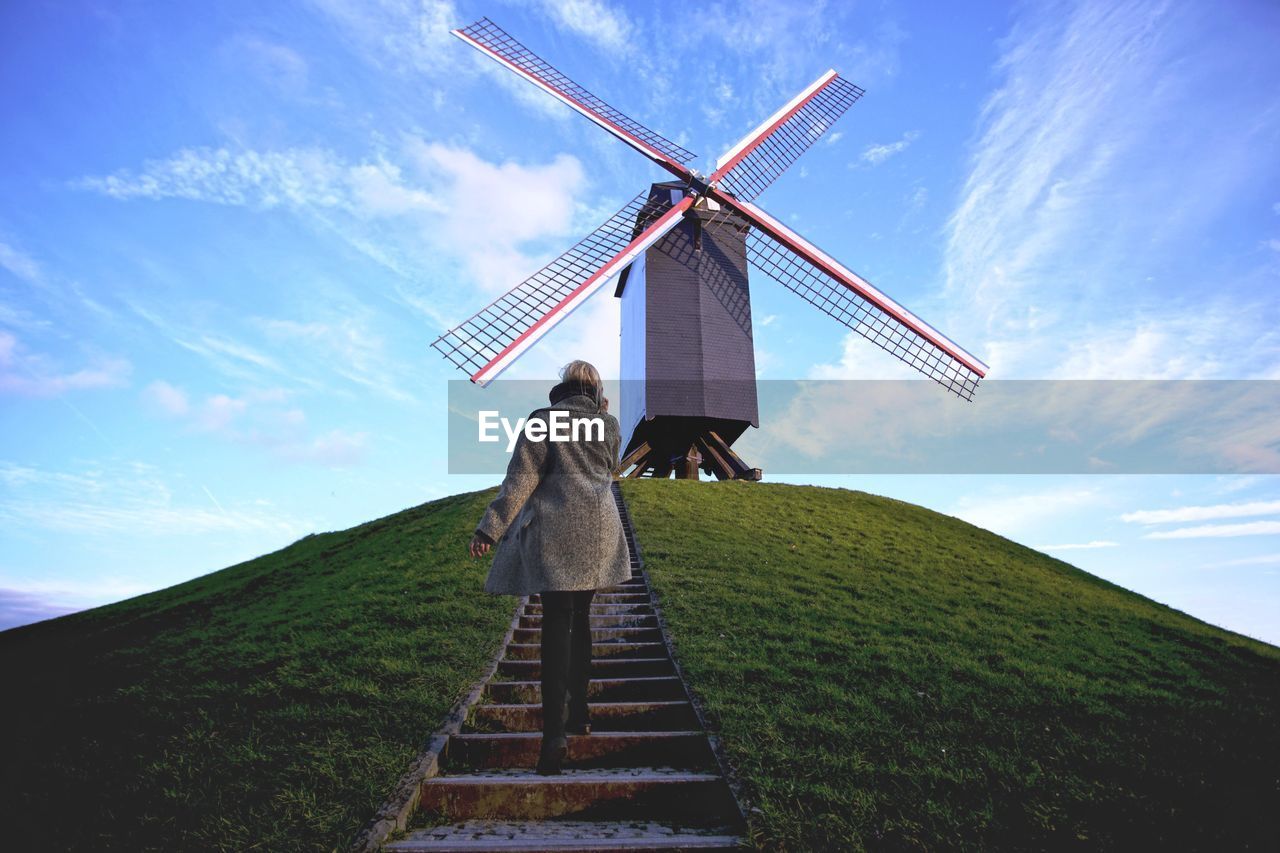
[560,359,601,389]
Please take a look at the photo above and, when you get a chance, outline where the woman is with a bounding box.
[468,359,632,775]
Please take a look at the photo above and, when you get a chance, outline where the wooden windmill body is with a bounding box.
[615,182,761,479]
[432,18,990,480]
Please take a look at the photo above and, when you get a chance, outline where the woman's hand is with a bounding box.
[601,396,609,412]
[469,531,493,558]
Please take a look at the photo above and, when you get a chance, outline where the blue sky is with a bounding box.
[2,0,1279,642]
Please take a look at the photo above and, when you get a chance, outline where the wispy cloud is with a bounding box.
[0,460,311,536]
[0,330,131,397]
[941,0,1280,380]
[253,315,412,401]
[861,130,918,165]
[80,139,588,320]
[404,140,587,293]
[1122,499,1280,524]
[537,0,634,54]
[305,0,599,124]
[697,0,904,108]
[126,300,301,386]
[304,0,461,78]
[1145,520,1280,540]
[0,240,42,283]
[223,34,310,95]
[141,380,368,467]
[73,146,440,215]
[948,485,1106,537]
[1038,540,1119,551]
[1205,553,1280,568]
[0,588,81,630]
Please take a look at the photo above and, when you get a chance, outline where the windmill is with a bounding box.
[432,18,988,480]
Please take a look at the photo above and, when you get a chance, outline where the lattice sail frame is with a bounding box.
[436,16,989,399]
[710,71,865,203]
[743,225,982,400]
[432,192,688,385]
[453,18,696,173]
[691,199,987,401]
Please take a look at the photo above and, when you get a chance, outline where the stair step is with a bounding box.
[444,731,715,770]
[467,701,698,733]
[484,676,685,704]
[417,767,739,822]
[376,486,746,852]
[531,593,648,603]
[522,605,654,616]
[504,642,665,661]
[519,614,658,628]
[497,658,675,679]
[512,627,663,644]
[385,818,747,851]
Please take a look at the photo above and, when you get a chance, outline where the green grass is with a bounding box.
[0,489,513,852]
[3,480,1277,851]
[618,479,1280,851]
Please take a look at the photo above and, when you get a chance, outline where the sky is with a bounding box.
[2,0,1279,643]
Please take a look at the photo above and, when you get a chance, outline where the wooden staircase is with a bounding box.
[382,484,749,851]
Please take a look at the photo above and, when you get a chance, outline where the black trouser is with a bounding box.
[538,588,595,740]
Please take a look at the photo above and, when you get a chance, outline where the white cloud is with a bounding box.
[346,159,443,217]
[808,329,924,380]
[1044,311,1256,380]
[0,330,131,397]
[1121,499,1280,524]
[73,146,425,214]
[695,0,904,115]
[305,0,461,78]
[1206,552,1280,568]
[139,381,367,467]
[1037,540,1119,550]
[537,0,633,53]
[142,379,190,416]
[941,0,1280,380]
[405,140,587,293]
[0,460,309,537]
[0,240,42,282]
[861,130,918,165]
[226,34,309,94]
[825,131,843,147]
[84,139,586,308]
[254,315,412,401]
[1145,520,1280,539]
[948,486,1104,537]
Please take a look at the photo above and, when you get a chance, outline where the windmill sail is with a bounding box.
[710,196,987,400]
[710,71,864,202]
[437,16,989,405]
[432,192,694,385]
[452,18,697,179]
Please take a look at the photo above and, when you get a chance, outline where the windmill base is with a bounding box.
[616,429,762,481]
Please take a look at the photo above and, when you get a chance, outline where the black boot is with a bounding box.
[535,732,567,775]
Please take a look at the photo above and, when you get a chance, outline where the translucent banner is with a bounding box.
[445,380,1280,475]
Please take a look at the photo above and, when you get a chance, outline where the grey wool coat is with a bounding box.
[475,381,632,596]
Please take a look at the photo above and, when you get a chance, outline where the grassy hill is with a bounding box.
[0,490,514,851]
[2,480,1278,851]
[620,480,1280,850]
